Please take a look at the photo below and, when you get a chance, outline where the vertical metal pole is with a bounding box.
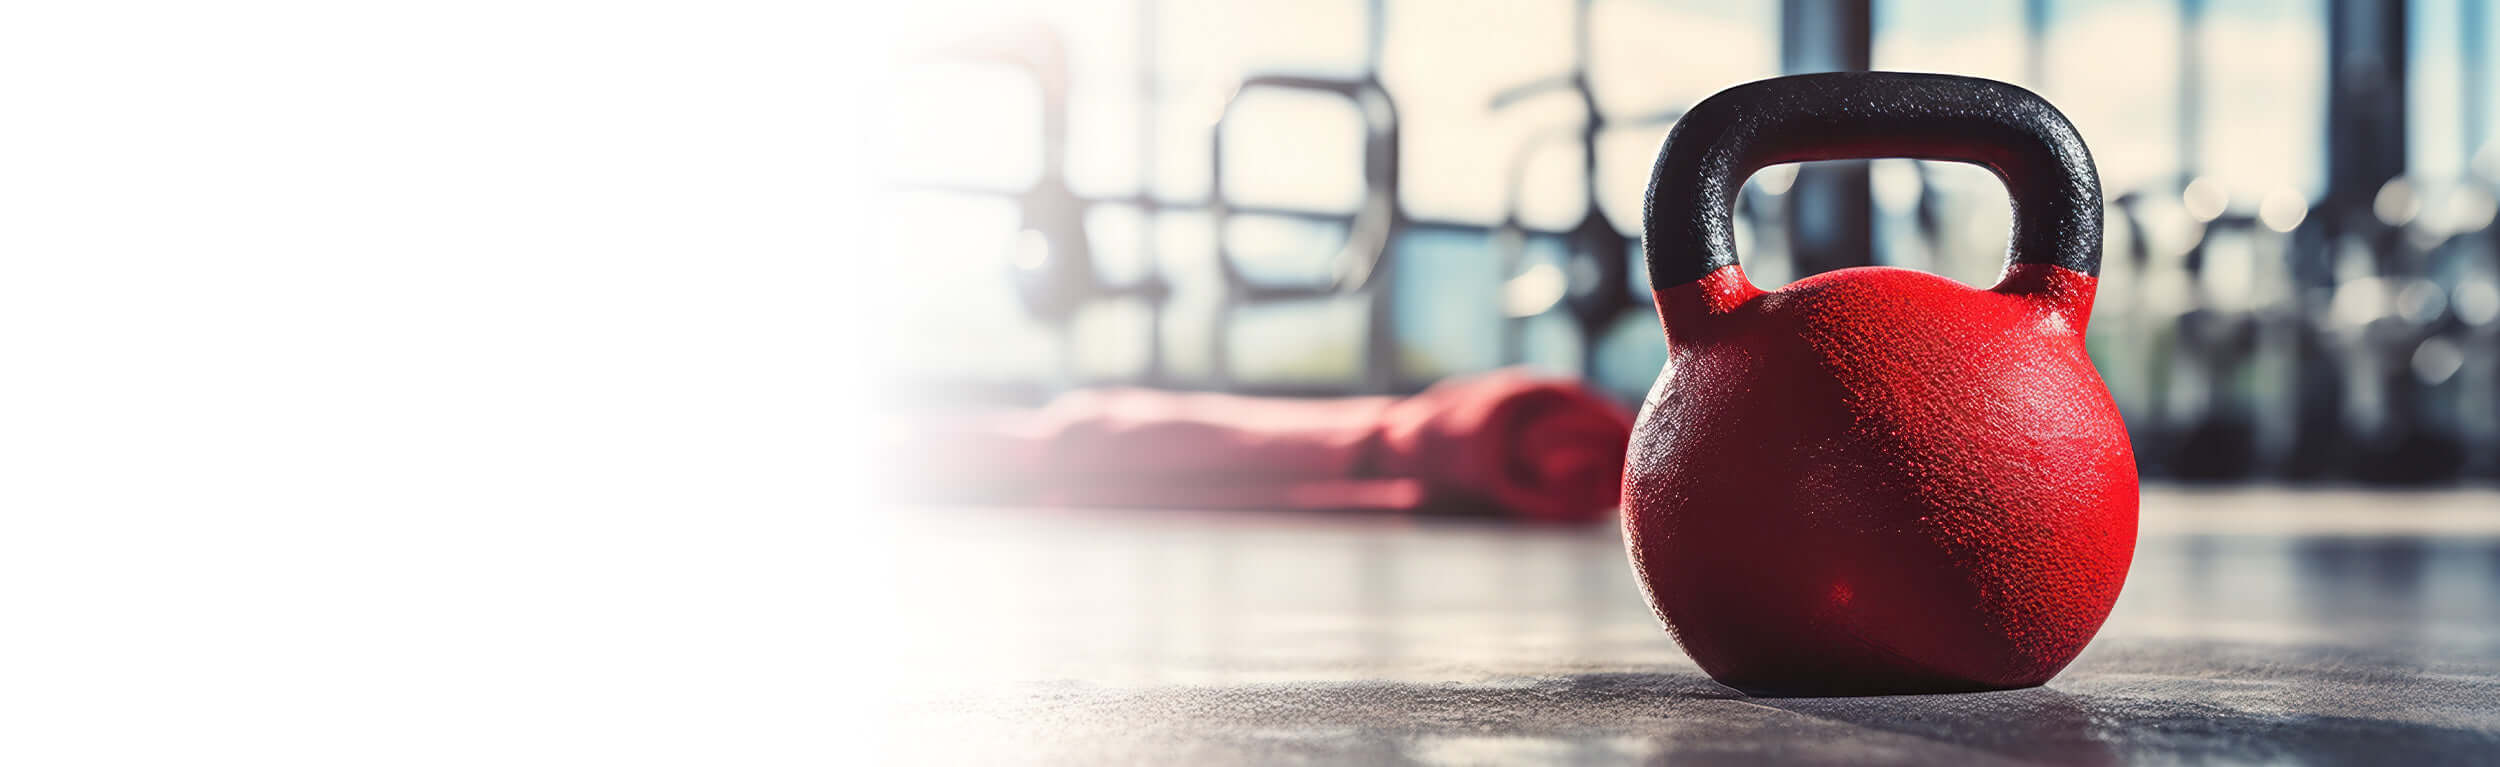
[1137,0,1165,387]
[2023,0,2052,87]
[1778,0,1875,278]
[1570,0,1624,383]
[2178,0,2206,178]
[1575,0,1598,184]
[1361,0,1398,393]
[2463,0,2491,159]
[2318,0,2413,482]
[2326,0,2408,229]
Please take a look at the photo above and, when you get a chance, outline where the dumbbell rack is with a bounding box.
[901,0,2500,483]
[906,0,1789,399]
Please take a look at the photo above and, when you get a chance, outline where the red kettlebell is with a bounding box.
[1623,72,2137,696]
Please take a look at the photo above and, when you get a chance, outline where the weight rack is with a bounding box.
[892,0,2500,484]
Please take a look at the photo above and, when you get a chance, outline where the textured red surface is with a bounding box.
[1623,263,2137,695]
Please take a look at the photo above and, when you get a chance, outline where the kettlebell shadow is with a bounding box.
[1746,685,2118,766]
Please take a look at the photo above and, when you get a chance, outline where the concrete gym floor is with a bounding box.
[881,488,2500,765]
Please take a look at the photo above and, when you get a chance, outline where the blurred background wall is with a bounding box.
[881,0,2500,485]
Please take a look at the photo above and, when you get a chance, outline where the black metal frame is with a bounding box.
[895,0,2500,483]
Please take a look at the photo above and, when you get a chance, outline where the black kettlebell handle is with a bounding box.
[1642,72,2101,289]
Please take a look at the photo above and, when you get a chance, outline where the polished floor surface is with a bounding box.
[883,488,2500,765]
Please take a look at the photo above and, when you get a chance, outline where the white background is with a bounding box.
[1,2,894,762]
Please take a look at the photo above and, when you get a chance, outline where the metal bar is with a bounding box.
[894,180,1559,241]
[1778,0,1875,279]
[2326,0,2408,223]
[2463,0,2490,159]
[2179,0,2206,177]
[1136,0,1167,386]
[2024,0,2052,86]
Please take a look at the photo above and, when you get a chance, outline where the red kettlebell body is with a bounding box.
[1625,73,2137,696]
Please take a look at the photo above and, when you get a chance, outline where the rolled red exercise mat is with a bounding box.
[898,371,1634,523]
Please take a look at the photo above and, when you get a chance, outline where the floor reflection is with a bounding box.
[889,490,2500,763]
[895,664,2500,765]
